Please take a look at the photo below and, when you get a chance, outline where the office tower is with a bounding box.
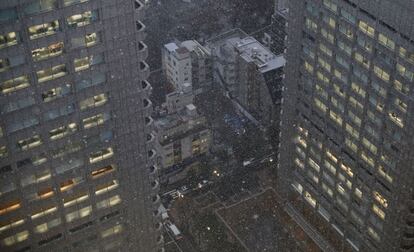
[0,0,162,251]
[279,0,414,251]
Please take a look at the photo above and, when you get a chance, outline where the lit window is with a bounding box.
[63,0,89,6]
[349,96,363,111]
[304,191,317,208]
[318,57,331,72]
[354,52,370,68]
[41,84,71,103]
[71,32,99,48]
[0,219,25,233]
[345,137,358,153]
[396,63,414,81]
[2,230,28,246]
[367,226,381,241]
[373,191,388,208]
[388,111,404,127]
[37,64,67,83]
[80,93,108,110]
[101,224,123,238]
[351,82,366,98]
[17,135,42,151]
[333,83,345,97]
[308,158,321,172]
[358,20,375,37]
[0,146,8,159]
[314,98,327,113]
[329,111,342,126]
[323,15,336,29]
[361,151,375,167]
[362,137,377,155]
[378,165,393,184]
[393,79,409,95]
[49,123,77,140]
[373,66,390,82]
[345,123,359,139]
[304,60,314,73]
[340,163,354,178]
[95,180,119,195]
[66,206,92,222]
[32,41,64,61]
[34,218,61,234]
[31,206,57,220]
[91,165,116,178]
[83,113,110,129]
[67,10,98,28]
[63,193,89,208]
[0,31,18,49]
[28,20,59,40]
[0,200,21,216]
[97,195,122,210]
[378,33,395,50]
[372,204,385,220]
[0,75,30,94]
[60,177,83,192]
[74,54,104,72]
[89,147,114,164]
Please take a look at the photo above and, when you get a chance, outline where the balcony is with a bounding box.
[152,194,160,204]
[140,61,150,79]
[134,0,145,18]
[137,41,148,60]
[148,149,156,159]
[135,21,146,41]
[151,179,159,190]
[143,98,152,109]
[145,116,153,126]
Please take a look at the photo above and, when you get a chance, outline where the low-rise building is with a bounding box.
[208,29,285,126]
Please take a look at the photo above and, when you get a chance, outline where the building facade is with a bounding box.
[0,0,161,251]
[279,0,414,251]
[208,29,285,126]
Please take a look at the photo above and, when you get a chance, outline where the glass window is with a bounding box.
[0,55,25,72]
[44,104,75,121]
[51,141,82,159]
[89,147,114,164]
[96,195,121,210]
[24,0,57,15]
[358,20,375,37]
[321,28,335,44]
[357,36,373,53]
[319,43,332,57]
[83,112,110,129]
[36,64,67,83]
[32,41,64,61]
[378,33,395,50]
[337,40,351,55]
[0,8,17,23]
[49,122,77,140]
[21,169,51,187]
[76,72,106,90]
[34,218,61,234]
[28,20,59,40]
[0,146,7,159]
[323,0,337,13]
[0,31,19,49]
[31,206,57,220]
[0,200,21,216]
[323,15,336,29]
[354,52,370,69]
[1,75,30,94]
[1,96,35,114]
[17,135,42,151]
[66,206,92,222]
[91,165,116,179]
[101,224,123,238]
[339,24,353,40]
[2,230,28,247]
[340,9,355,24]
[64,0,89,6]
[0,219,24,233]
[74,54,104,72]
[80,93,108,110]
[373,66,390,82]
[7,117,39,134]
[41,84,72,103]
[305,17,318,32]
[396,63,414,81]
[67,10,98,28]
[71,32,100,49]
[63,193,89,207]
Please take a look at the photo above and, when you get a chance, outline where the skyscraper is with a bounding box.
[279,0,414,251]
[0,0,161,251]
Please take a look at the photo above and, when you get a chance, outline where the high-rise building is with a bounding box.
[0,1,162,251]
[279,0,414,251]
